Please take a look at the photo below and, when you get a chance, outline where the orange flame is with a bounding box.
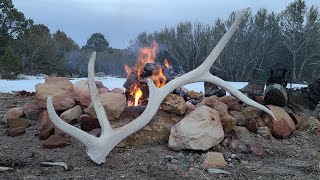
[125,40,169,106]
[164,59,170,68]
[153,67,167,88]
[129,84,143,106]
[124,64,132,77]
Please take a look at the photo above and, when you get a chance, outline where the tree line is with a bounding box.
[0,0,319,83]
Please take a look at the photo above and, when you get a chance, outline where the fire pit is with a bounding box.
[123,41,175,106]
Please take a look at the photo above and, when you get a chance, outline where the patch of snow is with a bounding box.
[0,76,308,94]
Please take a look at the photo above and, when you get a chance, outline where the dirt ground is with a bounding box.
[1,92,320,180]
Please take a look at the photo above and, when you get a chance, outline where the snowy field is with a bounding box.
[0,75,308,94]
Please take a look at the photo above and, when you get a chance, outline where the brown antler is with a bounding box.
[47,8,275,164]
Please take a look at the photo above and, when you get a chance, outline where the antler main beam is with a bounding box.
[47,8,276,164]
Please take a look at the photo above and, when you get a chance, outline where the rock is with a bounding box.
[256,117,266,127]
[36,111,55,140]
[242,107,260,119]
[233,126,251,143]
[246,118,258,132]
[117,106,182,146]
[257,126,273,139]
[203,152,227,169]
[221,114,237,133]
[185,101,196,115]
[236,143,249,153]
[202,98,228,116]
[219,96,242,112]
[35,77,75,110]
[80,114,100,132]
[161,94,187,115]
[168,105,224,151]
[110,88,124,94]
[187,90,203,99]
[22,102,42,120]
[267,105,295,139]
[60,105,83,124]
[314,128,320,137]
[99,88,109,94]
[6,127,26,137]
[288,112,308,130]
[229,139,240,149]
[2,107,24,124]
[201,97,235,133]
[42,134,71,149]
[73,80,94,107]
[7,118,31,129]
[89,128,101,137]
[255,96,264,104]
[54,128,71,138]
[249,143,264,157]
[230,111,246,126]
[84,93,126,120]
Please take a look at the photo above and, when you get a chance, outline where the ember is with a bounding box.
[124,41,174,106]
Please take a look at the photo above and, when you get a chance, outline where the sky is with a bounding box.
[12,0,320,49]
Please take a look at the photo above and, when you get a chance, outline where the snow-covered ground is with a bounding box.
[0,75,308,94]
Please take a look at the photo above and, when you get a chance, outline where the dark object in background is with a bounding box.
[264,83,288,107]
[287,78,320,112]
[241,68,267,100]
[204,82,226,97]
[266,63,290,88]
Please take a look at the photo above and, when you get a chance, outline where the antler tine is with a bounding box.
[47,97,97,146]
[199,73,277,120]
[198,7,250,72]
[87,52,114,136]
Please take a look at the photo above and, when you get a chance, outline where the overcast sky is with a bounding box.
[13,0,320,49]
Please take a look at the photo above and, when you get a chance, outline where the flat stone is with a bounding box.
[6,127,26,137]
[7,118,31,129]
[2,107,24,124]
[203,152,227,169]
[42,134,71,149]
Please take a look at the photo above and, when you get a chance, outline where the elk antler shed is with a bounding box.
[47,8,276,164]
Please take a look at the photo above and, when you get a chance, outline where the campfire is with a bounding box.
[123,41,174,106]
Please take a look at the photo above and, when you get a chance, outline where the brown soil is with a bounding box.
[0,93,320,180]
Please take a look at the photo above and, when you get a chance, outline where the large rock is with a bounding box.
[117,106,182,146]
[73,80,105,107]
[161,94,187,115]
[36,110,55,140]
[60,105,83,124]
[84,93,126,120]
[22,102,42,121]
[203,152,227,169]
[35,77,76,110]
[2,107,24,124]
[267,105,295,138]
[168,105,224,151]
